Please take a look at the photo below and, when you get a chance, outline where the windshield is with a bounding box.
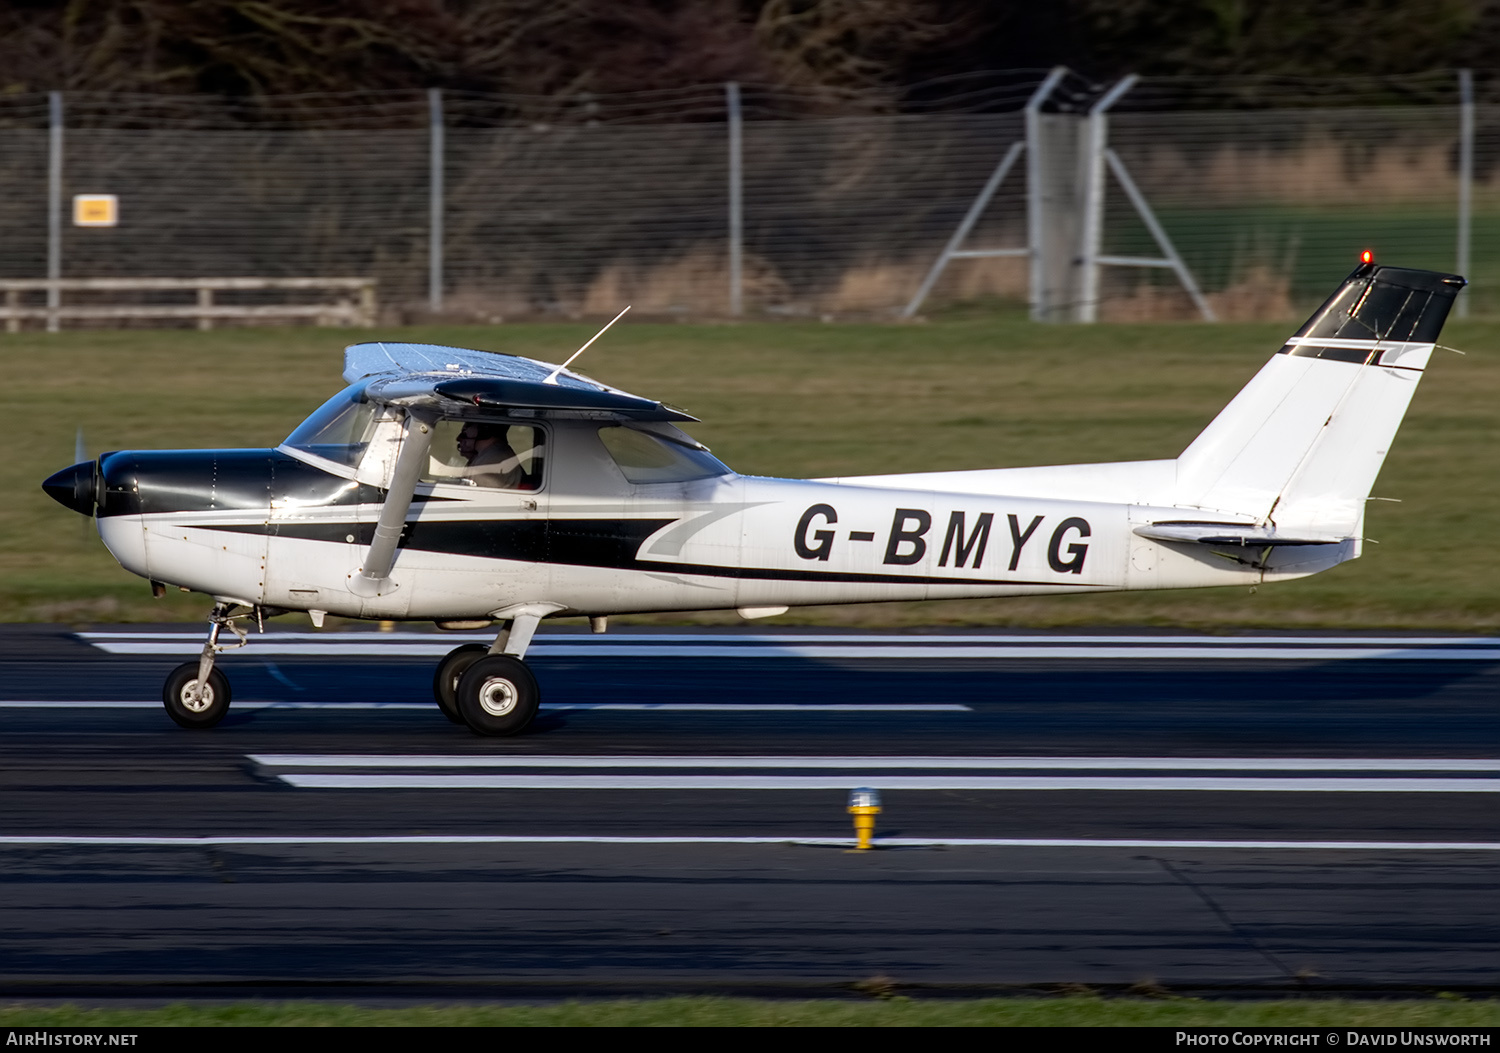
[283,383,381,467]
[598,425,731,484]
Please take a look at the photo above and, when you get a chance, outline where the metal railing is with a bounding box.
[0,277,377,332]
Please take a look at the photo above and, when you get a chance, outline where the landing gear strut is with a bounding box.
[161,602,249,729]
[448,603,560,737]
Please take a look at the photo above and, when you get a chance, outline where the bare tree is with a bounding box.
[0,0,1489,102]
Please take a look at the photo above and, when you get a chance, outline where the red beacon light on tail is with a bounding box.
[1361,250,1374,264]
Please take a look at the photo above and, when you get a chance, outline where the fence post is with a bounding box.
[428,88,444,314]
[360,281,377,327]
[1104,150,1216,321]
[900,141,1026,319]
[1458,69,1473,318]
[726,82,743,317]
[1025,67,1069,321]
[47,91,62,333]
[1077,75,1138,323]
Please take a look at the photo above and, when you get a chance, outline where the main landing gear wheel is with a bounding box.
[433,644,488,725]
[162,661,232,729]
[455,655,540,737]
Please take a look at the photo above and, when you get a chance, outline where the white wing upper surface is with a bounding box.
[346,341,613,392]
[343,341,693,421]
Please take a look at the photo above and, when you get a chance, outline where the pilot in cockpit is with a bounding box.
[456,423,524,489]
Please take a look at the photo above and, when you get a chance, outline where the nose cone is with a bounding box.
[42,461,98,516]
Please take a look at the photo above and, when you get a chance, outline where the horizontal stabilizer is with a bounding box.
[1134,522,1346,547]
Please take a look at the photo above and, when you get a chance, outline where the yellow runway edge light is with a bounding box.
[847,786,882,850]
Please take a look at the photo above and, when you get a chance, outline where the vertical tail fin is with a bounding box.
[1175,263,1465,535]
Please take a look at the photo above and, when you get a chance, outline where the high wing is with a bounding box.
[342,340,697,602]
[345,341,695,421]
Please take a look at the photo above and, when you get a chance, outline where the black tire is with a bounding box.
[433,644,489,724]
[456,655,540,736]
[162,661,232,729]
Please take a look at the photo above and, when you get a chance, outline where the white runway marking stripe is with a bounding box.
[539,703,971,711]
[0,701,434,710]
[83,644,1500,661]
[247,754,1500,772]
[1,834,1496,851]
[0,701,967,713]
[274,773,1500,792]
[80,632,1500,644]
[74,631,1500,661]
[254,753,1500,792]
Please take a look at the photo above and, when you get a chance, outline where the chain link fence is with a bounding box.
[0,71,1495,326]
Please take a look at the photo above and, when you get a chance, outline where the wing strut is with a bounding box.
[350,409,436,597]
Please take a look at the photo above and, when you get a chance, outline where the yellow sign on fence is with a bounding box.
[73,195,118,227]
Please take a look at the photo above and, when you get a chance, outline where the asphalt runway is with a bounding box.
[1,624,1497,996]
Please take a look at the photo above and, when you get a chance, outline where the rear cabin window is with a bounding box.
[597,425,729,484]
[423,420,545,490]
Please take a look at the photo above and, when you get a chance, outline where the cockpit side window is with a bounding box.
[283,384,381,468]
[598,425,731,484]
[422,420,545,491]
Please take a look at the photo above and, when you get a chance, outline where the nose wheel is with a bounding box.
[161,602,249,729]
[163,662,232,728]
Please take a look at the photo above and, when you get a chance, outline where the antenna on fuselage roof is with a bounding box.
[543,305,631,385]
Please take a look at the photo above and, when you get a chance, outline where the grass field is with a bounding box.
[2,313,1496,628]
[1,995,1497,1027]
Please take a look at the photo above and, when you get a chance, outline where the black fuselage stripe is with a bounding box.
[189,519,1100,589]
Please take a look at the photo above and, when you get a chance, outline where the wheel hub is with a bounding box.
[180,680,214,713]
[478,677,519,717]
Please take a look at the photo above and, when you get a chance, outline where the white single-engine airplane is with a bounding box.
[44,259,1464,735]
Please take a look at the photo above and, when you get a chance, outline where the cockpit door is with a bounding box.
[401,418,554,612]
